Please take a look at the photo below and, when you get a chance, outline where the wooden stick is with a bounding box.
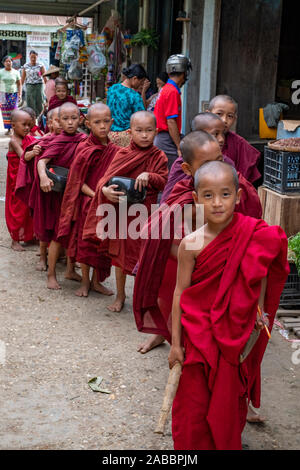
[155,362,182,435]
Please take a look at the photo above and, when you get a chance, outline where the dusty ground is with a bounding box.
[0,134,299,450]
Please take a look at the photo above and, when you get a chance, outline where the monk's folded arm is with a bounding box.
[167,118,181,151]
[81,183,95,198]
[148,172,168,191]
[37,158,51,180]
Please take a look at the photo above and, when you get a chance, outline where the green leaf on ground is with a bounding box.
[88,376,111,394]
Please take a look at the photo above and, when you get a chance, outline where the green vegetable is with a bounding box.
[288,232,300,276]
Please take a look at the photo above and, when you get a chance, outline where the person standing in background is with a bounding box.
[0,56,22,135]
[21,50,47,118]
[43,65,60,105]
[106,64,148,147]
[154,55,192,171]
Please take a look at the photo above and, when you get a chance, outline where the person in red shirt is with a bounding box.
[154,54,192,171]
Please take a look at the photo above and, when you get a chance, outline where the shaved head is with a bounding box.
[191,112,223,131]
[22,106,36,119]
[194,160,239,192]
[130,110,156,128]
[180,130,217,164]
[59,102,80,117]
[86,103,111,120]
[11,109,31,123]
[208,95,238,113]
[47,107,60,121]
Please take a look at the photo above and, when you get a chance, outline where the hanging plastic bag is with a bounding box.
[87,44,106,75]
[61,35,81,64]
[68,60,83,80]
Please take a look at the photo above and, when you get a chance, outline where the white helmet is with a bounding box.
[166,54,192,80]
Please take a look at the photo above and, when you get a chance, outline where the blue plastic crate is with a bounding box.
[264,146,300,194]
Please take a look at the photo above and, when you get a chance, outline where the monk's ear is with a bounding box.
[79,115,85,125]
[192,190,199,205]
[155,127,158,137]
[85,119,91,130]
[235,188,243,205]
[181,162,192,176]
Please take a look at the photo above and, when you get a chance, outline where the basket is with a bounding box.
[280,263,300,308]
[263,146,300,194]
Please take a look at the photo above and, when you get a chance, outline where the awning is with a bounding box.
[0,0,108,17]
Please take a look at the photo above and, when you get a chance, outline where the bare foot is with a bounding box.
[65,271,82,282]
[36,258,47,271]
[11,241,25,252]
[137,334,165,354]
[47,275,61,290]
[106,296,125,312]
[247,404,266,424]
[75,281,90,297]
[91,280,114,296]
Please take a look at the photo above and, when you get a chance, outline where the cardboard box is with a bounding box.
[277,120,300,139]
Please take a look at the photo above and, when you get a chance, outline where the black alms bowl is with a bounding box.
[107,176,147,203]
[46,165,69,192]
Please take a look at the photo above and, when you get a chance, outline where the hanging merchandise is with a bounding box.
[78,46,89,63]
[87,44,107,77]
[68,60,83,80]
[61,35,81,65]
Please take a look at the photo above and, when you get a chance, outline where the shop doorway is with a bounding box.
[276,0,300,119]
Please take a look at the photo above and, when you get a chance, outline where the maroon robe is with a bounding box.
[133,173,263,342]
[28,131,87,242]
[223,131,261,183]
[16,133,56,207]
[5,134,36,242]
[172,213,289,450]
[83,141,168,274]
[57,134,119,280]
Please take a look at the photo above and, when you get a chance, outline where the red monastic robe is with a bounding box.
[83,141,168,274]
[5,134,36,242]
[133,174,263,342]
[47,94,78,113]
[30,125,44,137]
[57,134,119,281]
[223,131,261,183]
[15,133,57,207]
[172,213,289,450]
[28,131,87,242]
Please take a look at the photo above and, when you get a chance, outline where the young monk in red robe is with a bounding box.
[83,110,168,312]
[58,103,119,297]
[160,112,235,204]
[47,78,78,113]
[22,107,44,137]
[208,95,261,183]
[135,126,262,354]
[5,110,36,251]
[16,107,62,271]
[169,161,289,450]
[29,102,87,289]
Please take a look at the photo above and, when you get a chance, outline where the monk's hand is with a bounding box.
[135,172,149,192]
[168,345,185,370]
[32,145,42,156]
[102,184,126,203]
[40,175,54,193]
[255,310,270,331]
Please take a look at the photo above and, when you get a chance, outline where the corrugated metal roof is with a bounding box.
[0,13,87,26]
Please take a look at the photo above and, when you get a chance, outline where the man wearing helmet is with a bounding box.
[154,54,192,171]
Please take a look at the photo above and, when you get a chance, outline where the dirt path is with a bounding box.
[0,135,299,450]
